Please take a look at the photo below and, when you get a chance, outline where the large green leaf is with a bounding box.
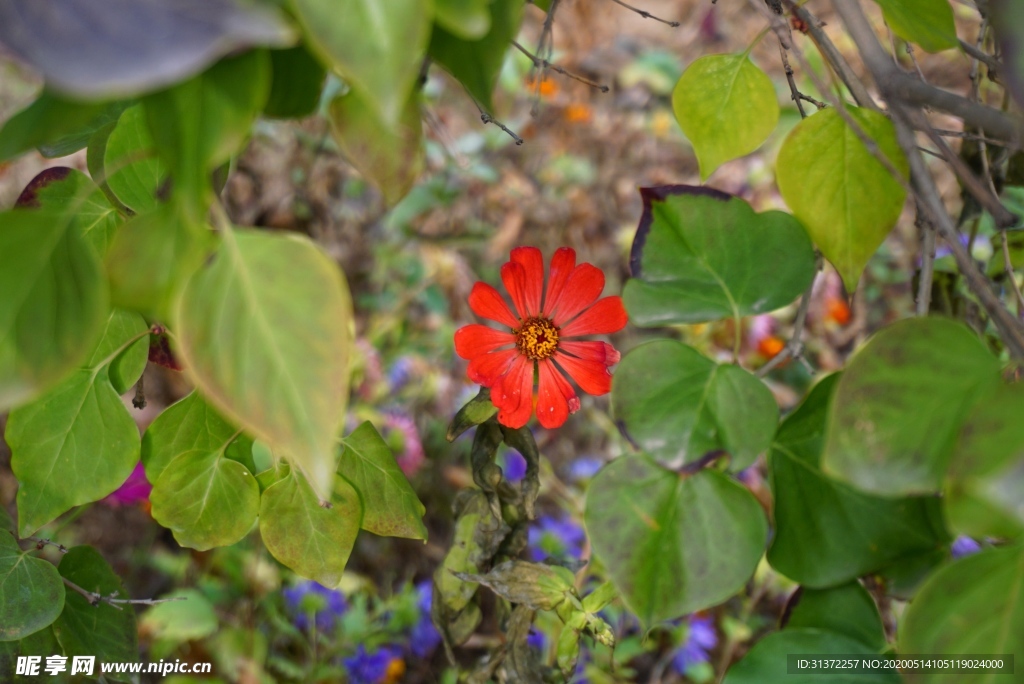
[144,50,270,209]
[822,318,1001,496]
[428,0,523,113]
[434,0,492,39]
[105,206,213,318]
[0,626,61,681]
[724,629,899,684]
[612,340,777,470]
[0,91,114,162]
[584,454,767,625]
[19,168,121,257]
[291,0,430,125]
[623,186,815,325]
[328,89,424,206]
[768,374,949,587]
[785,582,886,650]
[0,533,65,642]
[776,107,909,292]
[175,227,352,501]
[338,421,426,540]
[901,544,1024,682]
[104,104,167,214]
[150,450,260,550]
[141,391,252,482]
[873,0,958,53]
[264,45,327,119]
[672,54,779,180]
[7,317,146,536]
[53,546,137,679]
[0,210,108,412]
[259,471,361,587]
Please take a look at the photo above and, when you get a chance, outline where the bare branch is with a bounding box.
[511,40,609,92]
[62,577,188,611]
[758,253,823,377]
[607,0,680,27]
[959,38,1002,74]
[915,203,935,316]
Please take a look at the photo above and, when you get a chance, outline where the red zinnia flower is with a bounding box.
[455,247,628,429]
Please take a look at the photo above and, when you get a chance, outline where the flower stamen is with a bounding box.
[516,317,560,360]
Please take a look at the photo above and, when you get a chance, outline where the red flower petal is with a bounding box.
[467,348,517,387]
[561,296,628,337]
[558,340,621,366]
[510,247,544,318]
[554,352,614,396]
[552,263,604,326]
[500,261,533,320]
[494,356,535,428]
[536,360,577,429]
[543,247,576,315]
[469,282,520,329]
[455,325,515,360]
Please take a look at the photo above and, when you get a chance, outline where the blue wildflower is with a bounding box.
[282,580,348,631]
[501,448,527,482]
[567,456,603,482]
[387,356,414,391]
[952,536,982,558]
[529,513,587,561]
[527,628,547,653]
[409,581,441,658]
[343,644,401,684]
[673,614,718,674]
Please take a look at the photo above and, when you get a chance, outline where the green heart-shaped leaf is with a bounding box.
[0,533,65,641]
[724,629,899,684]
[672,54,779,180]
[612,340,777,470]
[53,546,137,678]
[768,374,949,587]
[822,318,1001,496]
[175,227,353,501]
[338,422,426,540]
[19,167,120,257]
[104,104,167,214]
[785,582,886,651]
[585,454,767,625]
[8,315,147,536]
[264,46,327,120]
[776,107,908,292]
[901,544,1024,671]
[624,186,815,326]
[259,471,361,587]
[0,209,108,412]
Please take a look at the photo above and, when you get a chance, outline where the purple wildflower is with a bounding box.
[343,645,401,684]
[409,581,441,658]
[282,580,348,631]
[527,628,547,653]
[529,513,587,561]
[952,536,982,558]
[673,614,718,674]
[382,412,425,477]
[101,462,152,507]
[501,449,527,482]
[387,356,415,391]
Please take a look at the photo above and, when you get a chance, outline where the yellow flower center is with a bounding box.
[516,317,560,360]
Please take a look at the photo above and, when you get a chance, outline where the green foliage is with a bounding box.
[776,107,909,292]
[265,46,327,119]
[0,92,116,162]
[585,454,767,625]
[175,227,353,502]
[671,54,779,180]
[0,534,65,641]
[623,186,816,325]
[724,630,899,684]
[785,583,886,651]
[872,0,958,53]
[768,375,948,587]
[338,422,427,540]
[612,340,777,470]
[27,168,121,257]
[822,318,1002,496]
[54,547,138,680]
[103,104,167,214]
[901,544,1024,681]
[8,313,147,536]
